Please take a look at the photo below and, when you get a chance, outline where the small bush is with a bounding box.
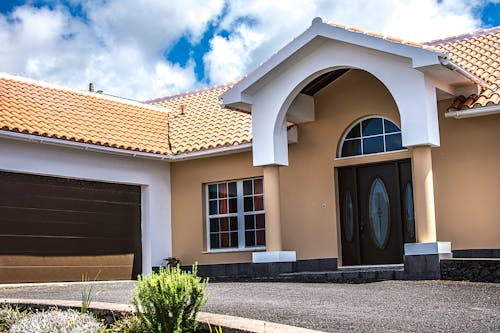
[0,306,27,332]
[9,309,104,333]
[163,257,181,267]
[107,315,147,333]
[132,265,208,333]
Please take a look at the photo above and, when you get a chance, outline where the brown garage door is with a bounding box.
[0,171,142,283]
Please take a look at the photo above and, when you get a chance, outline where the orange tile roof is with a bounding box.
[426,27,499,110]
[323,21,499,111]
[0,73,172,155]
[147,84,252,154]
[1,25,498,157]
[324,21,442,52]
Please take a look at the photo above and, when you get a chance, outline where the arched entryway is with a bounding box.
[222,18,445,263]
[337,116,415,265]
[336,117,416,265]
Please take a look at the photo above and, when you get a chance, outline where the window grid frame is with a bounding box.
[339,116,406,158]
[206,177,266,252]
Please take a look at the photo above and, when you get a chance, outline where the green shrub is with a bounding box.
[132,265,208,333]
[8,309,103,333]
[0,305,27,332]
[107,315,147,333]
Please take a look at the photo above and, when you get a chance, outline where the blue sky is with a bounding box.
[0,0,498,100]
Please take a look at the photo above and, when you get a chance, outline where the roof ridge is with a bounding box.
[425,26,500,46]
[323,20,443,52]
[145,82,235,105]
[0,72,171,113]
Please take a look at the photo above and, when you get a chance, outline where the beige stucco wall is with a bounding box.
[170,151,263,265]
[432,101,500,250]
[281,70,402,260]
[171,70,402,265]
[171,69,500,266]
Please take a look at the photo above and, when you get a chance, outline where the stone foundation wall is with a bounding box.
[440,259,500,283]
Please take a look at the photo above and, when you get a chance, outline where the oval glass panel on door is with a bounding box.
[368,178,390,249]
[404,182,415,240]
[344,191,354,242]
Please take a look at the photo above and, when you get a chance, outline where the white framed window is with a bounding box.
[206,177,265,251]
[339,117,404,158]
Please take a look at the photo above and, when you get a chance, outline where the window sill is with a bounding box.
[202,247,266,254]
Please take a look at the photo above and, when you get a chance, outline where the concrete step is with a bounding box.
[338,264,404,272]
[276,266,405,283]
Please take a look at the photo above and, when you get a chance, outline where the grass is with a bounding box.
[81,272,104,314]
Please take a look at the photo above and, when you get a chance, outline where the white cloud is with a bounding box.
[0,0,489,99]
[204,24,266,84]
[203,0,484,84]
[0,0,224,100]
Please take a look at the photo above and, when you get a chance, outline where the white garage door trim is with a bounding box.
[0,137,172,275]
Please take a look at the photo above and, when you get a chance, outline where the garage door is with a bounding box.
[0,171,142,283]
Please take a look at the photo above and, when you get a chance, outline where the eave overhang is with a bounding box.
[221,17,484,112]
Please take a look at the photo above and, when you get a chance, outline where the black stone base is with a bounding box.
[403,254,446,280]
[441,258,500,283]
[452,249,500,258]
[172,258,338,280]
[151,249,500,283]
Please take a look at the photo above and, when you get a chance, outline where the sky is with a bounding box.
[0,0,498,100]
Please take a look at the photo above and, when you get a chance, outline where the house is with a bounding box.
[0,18,498,283]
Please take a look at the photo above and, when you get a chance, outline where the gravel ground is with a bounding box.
[0,280,498,332]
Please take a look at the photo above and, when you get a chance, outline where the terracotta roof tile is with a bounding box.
[0,73,172,155]
[1,25,498,157]
[324,20,444,52]
[147,84,252,154]
[427,27,499,110]
[145,25,499,154]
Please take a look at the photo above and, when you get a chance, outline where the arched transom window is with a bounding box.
[339,117,403,157]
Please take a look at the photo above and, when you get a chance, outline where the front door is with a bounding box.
[338,159,415,265]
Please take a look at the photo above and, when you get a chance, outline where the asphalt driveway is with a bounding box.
[0,280,498,332]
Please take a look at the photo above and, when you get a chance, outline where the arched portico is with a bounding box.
[221,18,472,263]
[251,54,439,167]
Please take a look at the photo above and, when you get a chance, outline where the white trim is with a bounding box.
[445,104,500,119]
[252,251,297,263]
[171,143,253,161]
[222,17,450,110]
[334,149,408,162]
[205,177,266,252]
[404,242,451,256]
[0,130,252,161]
[0,137,172,274]
[203,246,266,254]
[0,72,171,113]
[0,130,171,161]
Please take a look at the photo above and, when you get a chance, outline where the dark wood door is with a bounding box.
[339,160,414,265]
[399,160,416,244]
[0,171,142,282]
[338,167,360,266]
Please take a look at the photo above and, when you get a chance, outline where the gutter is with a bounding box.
[171,143,252,161]
[0,130,252,161]
[439,56,488,87]
[445,104,500,119]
